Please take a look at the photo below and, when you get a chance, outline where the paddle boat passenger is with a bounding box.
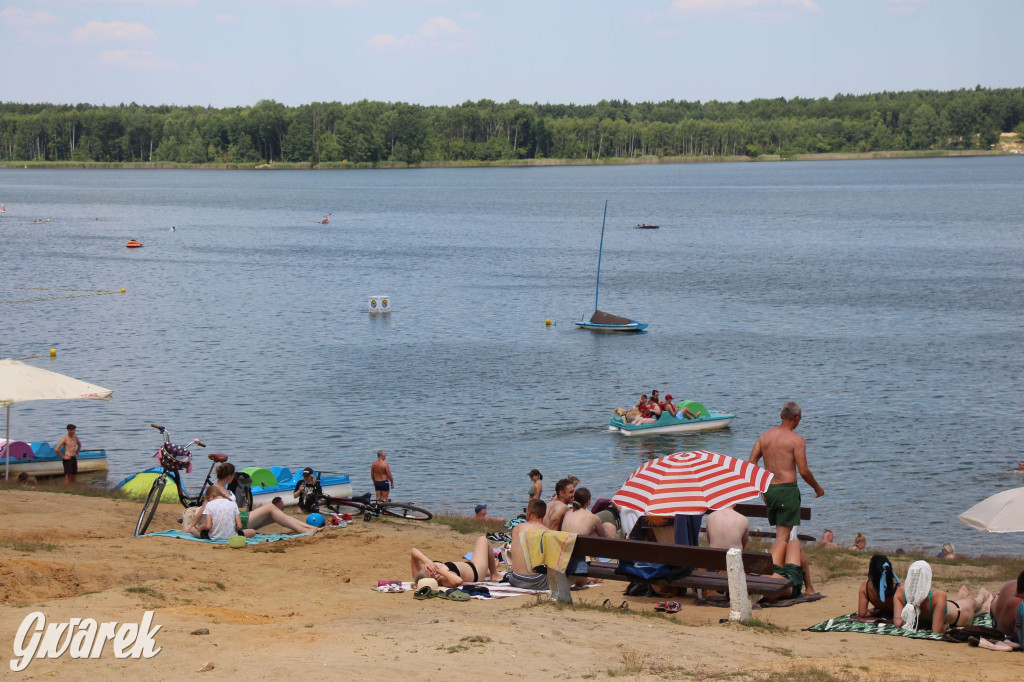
[857,554,901,617]
[893,560,993,633]
[410,535,501,588]
[212,462,323,535]
[630,395,658,425]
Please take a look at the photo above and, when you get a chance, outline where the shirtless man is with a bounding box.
[761,538,817,602]
[55,423,81,486]
[748,401,824,550]
[507,499,550,590]
[705,504,749,550]
[543,478,576,530]
[370,449,394,503]
[990,570,1024,642]
[561,488,614,538]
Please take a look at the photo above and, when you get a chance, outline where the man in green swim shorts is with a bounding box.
[749,401,824,552]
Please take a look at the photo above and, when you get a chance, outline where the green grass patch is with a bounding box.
[732,618,788,634]
[124,586,164,600]
[429,513,507,535]
[606,649,649,677]
[0,481,131,500]
[0,537,60,552]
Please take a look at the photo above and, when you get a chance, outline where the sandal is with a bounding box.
[443,589,471,601]
[664,601,681,614]
[619,600,630,610]
[601,599,613,608]
[654,602,668,612]
[414,586,437,600]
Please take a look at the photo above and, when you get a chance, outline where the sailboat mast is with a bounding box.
[594,200,608,312]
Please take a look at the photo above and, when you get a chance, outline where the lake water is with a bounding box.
[2,157,1022,556]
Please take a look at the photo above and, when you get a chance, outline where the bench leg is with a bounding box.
[551,570,573,604]
[726,548,752,623]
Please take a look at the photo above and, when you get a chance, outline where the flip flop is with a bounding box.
[443,589,471,601]
[654,602,669,612]
[664,601,681,614]
[601,599,613,608]
[619,600,630,610]
[414,586,437,600]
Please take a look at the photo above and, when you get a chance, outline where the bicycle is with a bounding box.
[133,424,250,535]
[305,471,433,522]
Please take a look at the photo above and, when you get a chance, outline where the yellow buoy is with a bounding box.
[120,288,126,293]
[50,348,56,357]
[545,319,552,326]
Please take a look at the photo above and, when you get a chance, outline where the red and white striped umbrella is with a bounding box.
[612,450,774,516]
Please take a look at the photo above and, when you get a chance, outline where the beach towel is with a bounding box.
[806,612,995,641]
[385,581,547,599]
[694,592,826,609]
[519,529,577,574]
[135,529,311,544]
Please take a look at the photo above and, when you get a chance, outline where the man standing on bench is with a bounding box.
[749,401,824,552]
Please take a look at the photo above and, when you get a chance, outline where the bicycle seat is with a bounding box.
[208,453,229,463]
[353,492,372,505]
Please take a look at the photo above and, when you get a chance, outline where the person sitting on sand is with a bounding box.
[989,569,1024,642]
[818,529,838,548]
[561,487,614,538]
[706,504,750,550]
[188,486,245,541]
[17,472,37,490]
[760,538,817,602]
[858,554,901,617]
[410,535,500,588]
[543,478,576,530]
[849,532,867,551]
[893,560,993,633]
[212,463,322,535]
[506,499,550,589]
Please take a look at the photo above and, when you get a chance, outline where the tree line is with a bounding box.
[1,87,1022,165]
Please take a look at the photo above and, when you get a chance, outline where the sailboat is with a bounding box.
[575,201,648,332]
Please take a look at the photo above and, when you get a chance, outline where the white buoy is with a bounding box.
[368,295,391,314]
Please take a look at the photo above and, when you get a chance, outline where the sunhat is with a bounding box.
[416,577,439,591]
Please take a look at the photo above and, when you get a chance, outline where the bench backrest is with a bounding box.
[734,503,811,521]
[572,536,774,575]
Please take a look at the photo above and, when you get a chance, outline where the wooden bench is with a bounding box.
[550,535,792,622]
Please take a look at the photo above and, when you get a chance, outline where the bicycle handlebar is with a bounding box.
[150,423,165,432]
[193,439,206,448]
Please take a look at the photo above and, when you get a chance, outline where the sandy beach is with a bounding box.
[1,489,1019,680]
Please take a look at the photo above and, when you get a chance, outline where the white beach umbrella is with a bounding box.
[0,358,113,480]
[957,487,1024,533]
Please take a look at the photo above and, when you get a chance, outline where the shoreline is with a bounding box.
[1,489,1020,680]
[0,149,1009,171]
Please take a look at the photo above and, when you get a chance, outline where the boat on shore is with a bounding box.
[609,401,735,435]
[1,440,108,477]
[115,465,351,507]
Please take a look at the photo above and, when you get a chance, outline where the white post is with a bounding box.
[552,570,573,604]
[726,548,752,622]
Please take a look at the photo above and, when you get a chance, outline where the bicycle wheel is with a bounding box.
[135,478,167,536]
[318,498,364,516]
[379,502,432,521]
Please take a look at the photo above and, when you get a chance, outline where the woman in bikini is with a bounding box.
[410,536,500,588]
[528,469,543,501]
[857,554,901,617]
[893,560,993,633]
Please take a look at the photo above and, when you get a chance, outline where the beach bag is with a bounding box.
[617,561,671,580]
[182,506,202,531]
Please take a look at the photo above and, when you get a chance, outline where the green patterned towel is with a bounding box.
[806,613,994,640]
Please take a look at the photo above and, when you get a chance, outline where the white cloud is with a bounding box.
[364,15,470,54]
[95,49,176,71]
[0,8,57,26]
[72,21,157,45]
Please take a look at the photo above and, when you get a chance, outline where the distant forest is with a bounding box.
[1,87,1022,165]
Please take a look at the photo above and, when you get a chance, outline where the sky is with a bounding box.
[1,0,1022,108]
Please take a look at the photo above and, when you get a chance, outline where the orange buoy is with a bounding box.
[126,240,143,248]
